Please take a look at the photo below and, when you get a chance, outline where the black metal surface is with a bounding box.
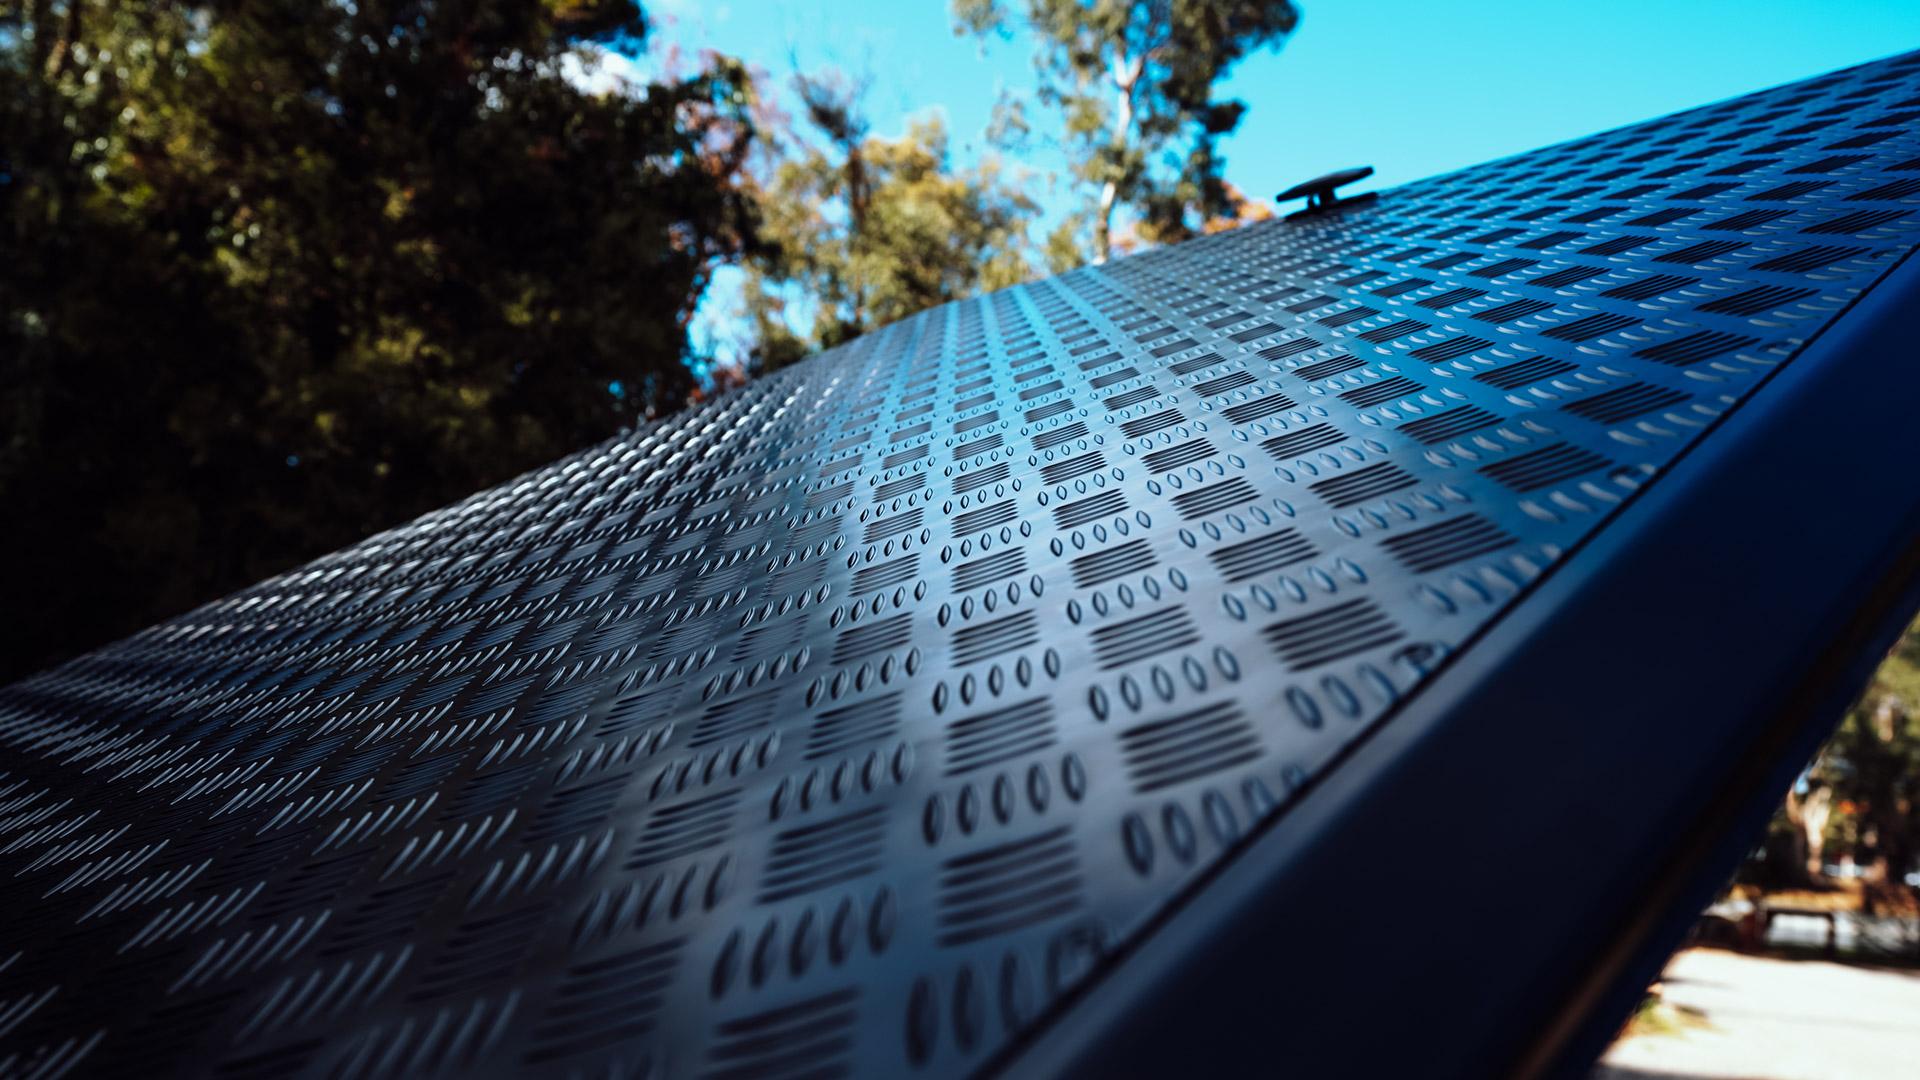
[3,50,1920,1080]
[1277,165,1374,210]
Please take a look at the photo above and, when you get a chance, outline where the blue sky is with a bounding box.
[634,0,1920,365]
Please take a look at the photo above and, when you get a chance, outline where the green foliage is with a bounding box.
[0,0,758,681]
[1811,626,1920,876]
[1756,613,1920,888]
[741,74,1038,370]
[954,0,1299,263]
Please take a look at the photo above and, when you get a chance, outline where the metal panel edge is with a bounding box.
[995,244,1920,1078]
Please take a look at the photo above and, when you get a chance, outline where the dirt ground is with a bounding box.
[1595,947,1920,1080]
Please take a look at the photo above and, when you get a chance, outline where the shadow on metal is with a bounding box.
[3,46,1920,1080]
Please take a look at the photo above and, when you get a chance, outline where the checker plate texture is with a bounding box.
[4,52,1920,1080]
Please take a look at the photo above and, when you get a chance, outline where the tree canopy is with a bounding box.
[739,72,1039,371]
[1760,617,1920,895]
[0,0,758,681]
[954,0,1299,263]
[0,1,1306,681]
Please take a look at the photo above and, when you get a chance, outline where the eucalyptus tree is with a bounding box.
[954,0,1300,262]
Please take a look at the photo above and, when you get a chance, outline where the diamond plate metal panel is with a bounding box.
[4,50,1920,1079]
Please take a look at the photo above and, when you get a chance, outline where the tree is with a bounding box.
[740,71,1037,369]
[954,0,1299,264]
[1755,615,1920,895]
[1782,784,1834,885]
[1111,178,1274,256]
[0,1,759,682]
[1816,695,1920,888]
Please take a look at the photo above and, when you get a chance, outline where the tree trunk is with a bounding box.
[1801,787,1832,881]
[1095,181,1117,265]
[1783,785,1832,886]
[1095,51,1144,265]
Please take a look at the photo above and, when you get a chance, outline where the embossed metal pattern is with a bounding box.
[3,51,1920,1079]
